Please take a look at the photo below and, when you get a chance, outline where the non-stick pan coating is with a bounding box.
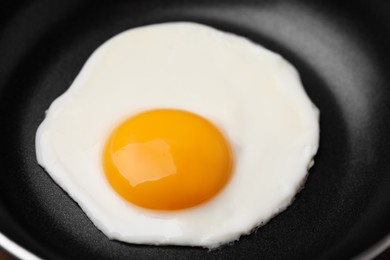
[0,0,390,259]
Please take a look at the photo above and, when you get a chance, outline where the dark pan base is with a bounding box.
[0,0,390,259]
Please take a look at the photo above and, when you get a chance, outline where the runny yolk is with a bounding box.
[102,109,233,210]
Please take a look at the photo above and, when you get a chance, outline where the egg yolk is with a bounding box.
[102,109,233,210]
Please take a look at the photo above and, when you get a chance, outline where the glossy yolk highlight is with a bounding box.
[102,109,233,210]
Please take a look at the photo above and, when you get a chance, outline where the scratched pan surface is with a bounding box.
[0,0,390,259]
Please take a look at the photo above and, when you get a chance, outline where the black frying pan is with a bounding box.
[1,0,390,259]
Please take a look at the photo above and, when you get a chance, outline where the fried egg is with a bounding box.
[35,22,319,248]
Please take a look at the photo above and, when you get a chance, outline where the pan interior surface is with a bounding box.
[0,0,390,259]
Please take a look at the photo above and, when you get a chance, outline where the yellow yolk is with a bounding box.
[102,109,233,210]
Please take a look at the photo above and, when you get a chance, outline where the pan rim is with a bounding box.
[0,232,40,260]
[0,230,389,260]
[352,234,390,260]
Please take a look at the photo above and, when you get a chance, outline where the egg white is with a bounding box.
[36,22,319,248]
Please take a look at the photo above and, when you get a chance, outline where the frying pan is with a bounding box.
[0,0,390,259]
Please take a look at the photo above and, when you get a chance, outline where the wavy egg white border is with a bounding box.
[0,230,389,259]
